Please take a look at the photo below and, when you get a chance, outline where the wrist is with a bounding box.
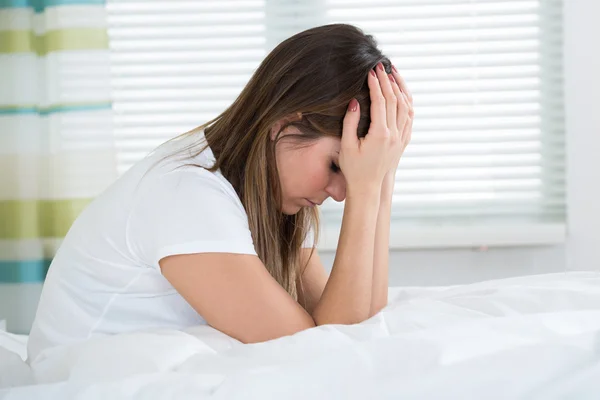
[380,171,395,198]
[346,183,381,205]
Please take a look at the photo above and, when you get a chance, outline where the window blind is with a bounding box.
[106,0,268,174]
[106,0,565,247]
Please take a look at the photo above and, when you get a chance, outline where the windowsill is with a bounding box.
[317,222,567,251]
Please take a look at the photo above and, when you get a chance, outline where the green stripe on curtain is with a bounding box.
[0,103,112,115]
[0,259,51,283]
[0,0,105,12]
[0,29,108,55]
[0,199,92,239]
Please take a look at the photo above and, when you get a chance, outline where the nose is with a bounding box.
[326,174,346,202]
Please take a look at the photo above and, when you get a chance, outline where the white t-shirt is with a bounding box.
[27,132,313,363]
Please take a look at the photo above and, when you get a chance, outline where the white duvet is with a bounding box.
[1,271,600,399]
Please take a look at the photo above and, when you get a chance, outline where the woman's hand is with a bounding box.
[339,62,413,197]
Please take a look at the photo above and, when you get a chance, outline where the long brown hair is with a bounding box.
[161,23,390,302]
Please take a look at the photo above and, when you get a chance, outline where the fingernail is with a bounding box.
[348,98,358,112]
[392,65,398,73]
[370,69,376,78]
[378,62,384,72]
[389,74,395,84]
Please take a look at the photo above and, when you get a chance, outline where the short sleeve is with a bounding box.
[126,168,257,270]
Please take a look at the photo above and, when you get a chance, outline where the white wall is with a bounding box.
[564,0,600,272]
[320,0,600,286]
[319,245,567,287]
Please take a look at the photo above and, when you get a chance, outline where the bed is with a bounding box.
[2,271,600,399]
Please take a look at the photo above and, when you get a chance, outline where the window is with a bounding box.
[107,0,565,249]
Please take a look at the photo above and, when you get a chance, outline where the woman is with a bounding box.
[27,23,413,363]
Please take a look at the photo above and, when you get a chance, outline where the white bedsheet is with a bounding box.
[1,271,599,399]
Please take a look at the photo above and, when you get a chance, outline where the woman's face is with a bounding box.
[274,126,347,215]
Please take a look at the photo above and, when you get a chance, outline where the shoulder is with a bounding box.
[139,166,248,224]
[137,138,244,215]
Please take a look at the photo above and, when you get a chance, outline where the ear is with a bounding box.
[270,119,284,141]
[270,112,303,141]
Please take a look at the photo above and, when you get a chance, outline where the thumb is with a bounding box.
[341,98,360,149]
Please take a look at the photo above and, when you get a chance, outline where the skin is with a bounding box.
[274,132,346,215]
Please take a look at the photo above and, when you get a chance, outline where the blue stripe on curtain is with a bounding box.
[0,259,51,283]
[0,0,105,12]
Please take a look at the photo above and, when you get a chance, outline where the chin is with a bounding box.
[281,203,302,216]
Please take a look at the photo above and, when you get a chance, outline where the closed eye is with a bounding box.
[330,161,340,173]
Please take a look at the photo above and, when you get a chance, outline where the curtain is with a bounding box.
[0,0,116,333]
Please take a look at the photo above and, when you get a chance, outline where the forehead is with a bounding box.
[312,136,341,151]
[281,126,341,155]
[297,136,340,159]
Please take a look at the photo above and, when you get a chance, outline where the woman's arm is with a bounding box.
[312,188,380,324]
[297,174,395,320]
[370,173,394,316]
[296,249,328,316]
[369,66,414,317]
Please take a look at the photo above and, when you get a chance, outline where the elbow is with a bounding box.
[235,314,317,344]
[369,300,388,318]
[312,308,371,327]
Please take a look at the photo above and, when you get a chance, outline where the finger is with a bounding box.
[387,73,404,135]
[341,98,360,149]
[398,90,414,125]
[404,90,415,120]
[399,93,413,144]
[367,68,387,135]
[375,63,397,133]
[391,65,413,105]
[402,115,413,147]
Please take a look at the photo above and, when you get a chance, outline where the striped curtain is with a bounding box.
[0,0,116,333]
